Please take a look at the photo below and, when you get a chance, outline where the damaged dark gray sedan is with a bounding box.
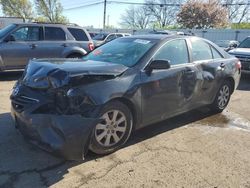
[10,35,241,160]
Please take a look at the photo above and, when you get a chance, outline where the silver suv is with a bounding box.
[0,23,94,71]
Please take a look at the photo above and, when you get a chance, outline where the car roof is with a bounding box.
[125,34,189,40]
[12,22,84,28]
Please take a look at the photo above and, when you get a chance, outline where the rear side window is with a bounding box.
[68,28,89,41]
[211,46,223,59]
[191,39,212,61]
[45,27,66,41]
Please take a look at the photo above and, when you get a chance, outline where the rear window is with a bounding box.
[45,27,66,41]
[68,28,89,41]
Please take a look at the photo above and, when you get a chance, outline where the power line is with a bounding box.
[64,1,103,11]
[64,0,250,10]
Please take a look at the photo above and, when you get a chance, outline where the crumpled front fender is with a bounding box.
[13,110,100,160]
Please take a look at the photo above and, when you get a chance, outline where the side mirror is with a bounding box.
[4,34,15,42]
[145,59,171,75]
[149,59,171,70]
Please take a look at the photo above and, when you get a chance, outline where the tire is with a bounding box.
[89,101,133,155]
[67,53,83,59]
[210,81,232,113]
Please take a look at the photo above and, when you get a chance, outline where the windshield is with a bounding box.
[83,38,156,67]
[93,33,108,40]
[238,37,250,48]
[0,24,16,38]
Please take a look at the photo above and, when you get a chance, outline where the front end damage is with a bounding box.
[10,60,126,160]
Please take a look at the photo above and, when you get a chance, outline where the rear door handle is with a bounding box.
[30,44,37,49]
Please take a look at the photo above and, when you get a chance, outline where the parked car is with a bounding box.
[88,32,98,39]
[93,32,131,47]
[228,36,250,72]
[11,35,241,160]
[215,40,239,52]
[0,23,94,71]
[148,30,175,35]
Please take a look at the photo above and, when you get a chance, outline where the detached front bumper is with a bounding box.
[11,107,99,160]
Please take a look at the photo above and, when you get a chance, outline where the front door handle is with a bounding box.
[61,43,68,47]
[30,44,37,49]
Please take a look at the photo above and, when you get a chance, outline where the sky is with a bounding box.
[60,0,144,28]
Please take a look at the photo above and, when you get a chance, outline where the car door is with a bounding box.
[32,26,66,58]
[189,38,227,105]
[0,26,42,68]
[140,39,200,125]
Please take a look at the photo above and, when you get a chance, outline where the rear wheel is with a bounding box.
[89,101,133,155]
[210,81,232,113]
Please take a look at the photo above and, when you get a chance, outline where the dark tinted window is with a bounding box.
[116,34,123,37]
[12,26,41,41]
[154,39,189,65]
[68,28,89,41]
[45,27,66,41]
[191,39,212,61]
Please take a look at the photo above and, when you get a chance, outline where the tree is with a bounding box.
[145,0,182,28]
[220,0,250,23]
[0,0,33,20]
[34,0,68,23]
[120,6,151,29]
[177,0,228,29]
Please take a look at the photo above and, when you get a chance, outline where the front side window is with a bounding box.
[154,39,189,65]
[12,26,40,41]
[45,27,66,41]
[191,39,213,61]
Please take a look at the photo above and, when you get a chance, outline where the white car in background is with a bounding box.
[93,32,131,47]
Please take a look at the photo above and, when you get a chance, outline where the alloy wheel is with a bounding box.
[95,110,127,147]
[217,85,230,109]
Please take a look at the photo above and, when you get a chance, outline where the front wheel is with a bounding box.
[210,81,232,113]
[89,101,133,155]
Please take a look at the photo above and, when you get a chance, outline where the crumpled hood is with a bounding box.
[22,59,128,89]
[229,48,250,56]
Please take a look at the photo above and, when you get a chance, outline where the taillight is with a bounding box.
[236,60,241,69]
[88,42,94,51]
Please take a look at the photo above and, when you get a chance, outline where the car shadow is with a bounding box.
[0,71,23,81]
[237,73,250,91]
[0,107,216,187]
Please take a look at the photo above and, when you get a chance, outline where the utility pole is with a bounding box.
[103,0,107,29]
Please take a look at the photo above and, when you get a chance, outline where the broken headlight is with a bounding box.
[66,88,96,116]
